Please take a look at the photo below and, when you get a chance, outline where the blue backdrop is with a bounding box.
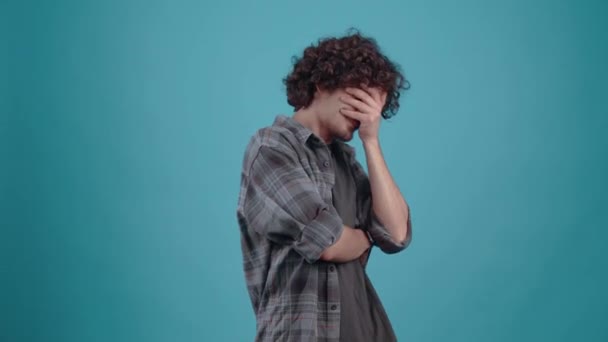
[3,0,607,341]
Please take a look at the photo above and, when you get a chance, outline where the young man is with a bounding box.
[236,31,413,341]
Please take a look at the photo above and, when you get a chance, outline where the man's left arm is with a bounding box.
[363,138,412,248]
[339,86,413,253]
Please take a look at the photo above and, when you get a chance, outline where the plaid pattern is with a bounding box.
[237,115,412,341]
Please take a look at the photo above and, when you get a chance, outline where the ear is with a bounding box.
[314,84,324,98]
[311,84,322,100]
[314,84,333,99]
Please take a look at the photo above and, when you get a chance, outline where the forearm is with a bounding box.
[320,225,371,263]
[363,139,410,243]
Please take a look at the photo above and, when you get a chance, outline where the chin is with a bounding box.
[341,131,354,142]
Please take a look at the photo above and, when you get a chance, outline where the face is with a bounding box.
[315,88,361,142]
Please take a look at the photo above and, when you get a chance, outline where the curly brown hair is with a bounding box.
[283,29,409,119]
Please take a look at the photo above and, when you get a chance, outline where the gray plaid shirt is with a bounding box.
[237,115,412,341]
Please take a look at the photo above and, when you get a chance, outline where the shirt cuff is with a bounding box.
[293,206,344,263]
[368,208,412,254]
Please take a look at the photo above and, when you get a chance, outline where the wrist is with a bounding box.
[364,230,375,246]
[362,138,380,150]
[360,229,372,249]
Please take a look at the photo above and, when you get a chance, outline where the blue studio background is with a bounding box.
[2,0,607,341]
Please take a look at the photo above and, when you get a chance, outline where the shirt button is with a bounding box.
[331,304,338,310]
[323,160,330,167]
[329,265,335,272]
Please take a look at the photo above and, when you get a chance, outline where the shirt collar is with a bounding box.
[273,115,356,157]
[273,115,315,145]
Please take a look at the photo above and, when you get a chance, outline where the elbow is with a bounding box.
[387,223,409,246]
[396,227,412,250]
[394,211,412,247]
[373,208,412,254]
[395,226,412,245]
[397,232,411,248]
[394,228,408,245]
[379,227,412,254]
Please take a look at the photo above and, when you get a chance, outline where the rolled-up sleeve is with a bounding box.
[243,145,344,263]
[367,201,412,254]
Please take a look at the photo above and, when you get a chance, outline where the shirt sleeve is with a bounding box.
[350,154,412,254]
[242,145,344,263]
[367,200,412,254]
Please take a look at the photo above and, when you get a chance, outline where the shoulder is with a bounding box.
[241,124,300,175]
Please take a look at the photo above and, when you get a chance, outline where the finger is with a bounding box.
[339,108,367,122]
[345,87,377,109]
[339,95,374,114]
[342,103,356,111]
[362,85,388,109]
[361,84,381,104]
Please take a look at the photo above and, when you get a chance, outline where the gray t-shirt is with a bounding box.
[329,142,398,342]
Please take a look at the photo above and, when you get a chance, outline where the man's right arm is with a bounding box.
[320,226,371,263]
[242,144,367,264]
